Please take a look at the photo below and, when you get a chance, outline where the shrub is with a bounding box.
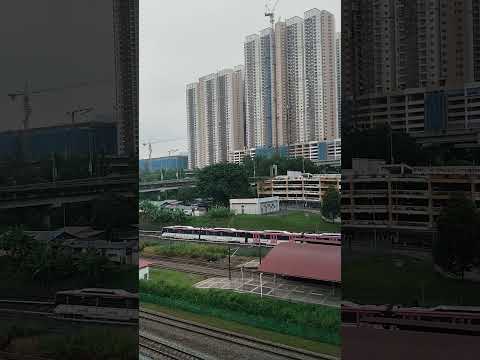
[207,206,234,219]
[140,279,340,345]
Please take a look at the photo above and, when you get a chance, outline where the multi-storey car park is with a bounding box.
[342,159,480,250]
[258,171,340,206]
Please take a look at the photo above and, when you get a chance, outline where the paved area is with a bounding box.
[195,275,341,307]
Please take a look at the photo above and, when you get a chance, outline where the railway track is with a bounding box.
[140,309,338,360]
[140,332,208,360]
[0,299,54,316]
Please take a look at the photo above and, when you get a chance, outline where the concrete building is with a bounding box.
[257,171,340,205]
[113,0,138,158]
[139,155,188,172]
[186,82,199,169]
[343,0,480,100]
[342,158,480,246]
[229,196,280,215]
[230,139,341,166]
[274,21,288,147]
[244,34,261,149]
[289,139,341,166]
[285,16,306,143]
[350,84,480,136]
[304,9,337,141]
[335,32,341,138]
[139,258,150,280]
[231,65,246,153]
[187,66,245,169]
[198,73,217,168]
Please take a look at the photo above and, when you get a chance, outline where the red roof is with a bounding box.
[258,242,341,283]
[139,258,153,269]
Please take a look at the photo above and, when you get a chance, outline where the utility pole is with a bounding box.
[228,243,231,281]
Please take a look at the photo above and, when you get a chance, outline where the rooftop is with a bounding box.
[258,242,341,283]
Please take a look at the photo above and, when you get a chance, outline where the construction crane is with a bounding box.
[142,137,184,172]
[264,0,279,27]
[265,0,279,147]
[7,80,101,161]
[66,107,93,124]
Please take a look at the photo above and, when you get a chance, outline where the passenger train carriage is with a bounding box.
[160,226,341,246]
[342,302,480,333]
[54,288,138,324]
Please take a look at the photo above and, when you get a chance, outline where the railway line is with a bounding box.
[140,332,207,360]
[140,309,338,360]
[0,299,54,316]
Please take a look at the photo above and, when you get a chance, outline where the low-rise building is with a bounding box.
[229,196,280,215]
[139,258,151,280]
[257,171,341,206]
[342,158,480,247]
[229,139,341,166]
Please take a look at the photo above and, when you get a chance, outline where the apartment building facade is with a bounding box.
[186,67,245,169]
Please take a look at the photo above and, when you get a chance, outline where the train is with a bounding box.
[158,226,341,246]
[342,302,480,333]
[53,288,138,324]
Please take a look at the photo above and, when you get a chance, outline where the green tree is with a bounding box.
[322,186,341,221]
[433,194,480,279]
[342,125,428,168]
[197,163,251,206]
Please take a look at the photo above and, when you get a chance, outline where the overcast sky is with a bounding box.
[0,1,115,133]
[140,0,341,159]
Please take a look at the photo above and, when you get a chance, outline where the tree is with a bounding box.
[197,163,251,206]
[322,186,341,221]
[434,194,480,279]
[342,125,428,168]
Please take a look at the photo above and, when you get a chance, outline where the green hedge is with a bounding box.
[140,280,340,345]
[143,243,228,261]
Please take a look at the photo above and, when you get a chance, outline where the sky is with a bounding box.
[0,1,115,133]
[139,0,341,159]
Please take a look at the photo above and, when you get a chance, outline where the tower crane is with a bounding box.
[7,80,100,161]
[142,137,185,172]
[264,0,279,27]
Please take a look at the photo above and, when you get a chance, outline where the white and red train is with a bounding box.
[342,303,480,333]
[158,226,341,246]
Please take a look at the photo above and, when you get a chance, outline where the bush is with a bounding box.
[207,207,234,219]
[139,200,187,225]
[143,243,227,261]
[140,279,340,345]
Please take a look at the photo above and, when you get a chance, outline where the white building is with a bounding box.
[286,16,306,143]
[244,34,261,149]
[230,196,280,215]
[304,9,337,141]
[258,172,340,204]
[186,82,199,169]
[187,67,245,169]
[139,259,150,280]
[335,32,341,139]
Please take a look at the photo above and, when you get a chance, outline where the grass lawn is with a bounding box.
[141,302,340,357]
[343,254,480,306]
[142,240,271,261]
[148,268,205,287]
[187,211,339,233]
